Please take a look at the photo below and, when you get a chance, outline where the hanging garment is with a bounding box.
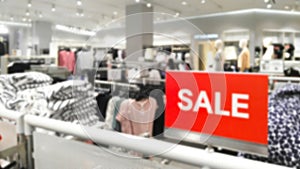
[96,93,112,120]
[112,98,125,132]
[243,84,300,169]
[0,42,5,56]
[150,89,165,137]
[105,96,120,129]
[75,51,94,74]
[148,69,162,85]
[116,98,158,136]
[58,50,75,72]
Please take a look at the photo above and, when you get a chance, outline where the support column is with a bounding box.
[32,21,52,55]
[126,3,153,61]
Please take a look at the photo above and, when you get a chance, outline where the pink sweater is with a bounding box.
[116,97,158,136]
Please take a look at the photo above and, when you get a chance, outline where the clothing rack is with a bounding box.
[131,77,165,83]
[95,80,140,91]
[269,76,300,82]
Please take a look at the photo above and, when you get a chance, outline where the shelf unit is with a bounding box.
[263,29,300,58]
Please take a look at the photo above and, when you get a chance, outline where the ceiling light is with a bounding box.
[0,25,9,34]
[39,12,43,18]
[55,24,96,36]
[201,0,206,4]
[181,1,187,5]
[77,0,82,6]
[113,11,118,15]
[146,3,151,8]
[26,10,30,16]
[264,0,269,3]
[28,18,32,22]
[0,0,5,2]
[174,12,180,17]
[10,16,13,21]
[28,0,32,8]
[52,4,56,12]
[267,3,272,8]
[22,17,27,22]
[135,0,140,2]
[284,5,290,10]
[76,8,84,17]
[0,20,31,27]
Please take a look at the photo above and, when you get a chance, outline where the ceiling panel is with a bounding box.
[0,0,298,30]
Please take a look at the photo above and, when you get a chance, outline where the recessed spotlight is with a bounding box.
[264,0,269,3]
[146,3,151,8]
[26,10,30,16]
[27,3,32,7]
[135,0,140,2]
[22,17,27,22]
[39,12,43,18]
[113,11,118,15]
[201,0,206,4]
[77,0,82,6]
[284,5,290,10]
[10,16,14,21]
[181,1,187,5]
[28,18,32,22]
[267,3,272,8]
[52,4,56,12]
[174,12,180,17]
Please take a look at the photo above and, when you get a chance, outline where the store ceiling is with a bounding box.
[0,0,299,30]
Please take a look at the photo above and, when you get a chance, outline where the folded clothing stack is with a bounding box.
[0,72,100,127]
[0,72,53,110]
[18,80,100,126]
[0,71,53,92]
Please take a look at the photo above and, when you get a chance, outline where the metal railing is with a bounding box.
[24,115,292,169]
[0,105,27,168]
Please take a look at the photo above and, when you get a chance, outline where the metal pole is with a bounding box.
[24,115,292,169]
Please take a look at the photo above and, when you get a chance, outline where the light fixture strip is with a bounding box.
[55,24,96,36]
[0,20,32,27]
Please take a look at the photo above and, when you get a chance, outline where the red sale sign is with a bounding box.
[165,71,268,145]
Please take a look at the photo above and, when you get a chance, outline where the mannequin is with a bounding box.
[214,39,224,71]
[262,38,274,60]
[237,39,250,72]
[0,36,5,56]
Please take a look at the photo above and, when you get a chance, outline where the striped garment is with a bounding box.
[0,72,99,127]
[16,80,100,127]
[0,72,53,92]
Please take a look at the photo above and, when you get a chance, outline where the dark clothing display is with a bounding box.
[8,59,45,73]
[96,93,112,119]
[284,67,300,77]
[0,42,6,56]
[150,89,165,137]
[284,44,295,60]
